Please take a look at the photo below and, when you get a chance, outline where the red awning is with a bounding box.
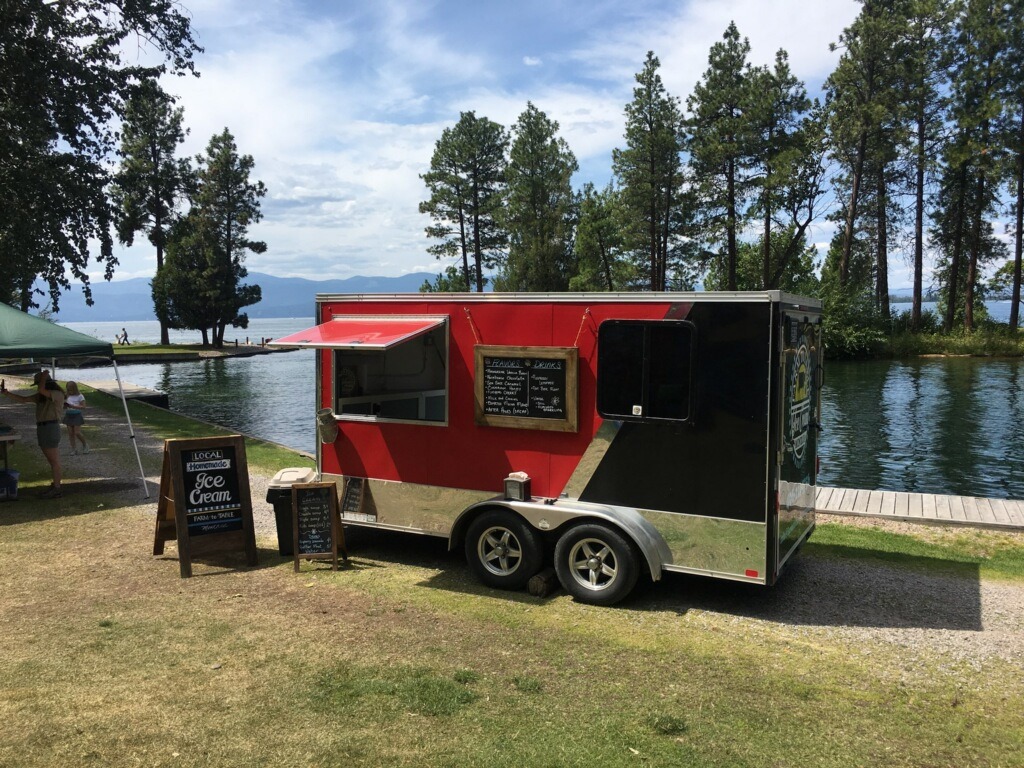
[269,316,446,350]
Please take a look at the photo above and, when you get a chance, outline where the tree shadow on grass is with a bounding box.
[0,477,160,523]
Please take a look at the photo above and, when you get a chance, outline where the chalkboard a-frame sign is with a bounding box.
[153,435,258,578]
[474,345,579,432]
[292,482,346,572]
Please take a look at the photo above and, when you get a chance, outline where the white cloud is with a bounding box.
[99,0,863,285]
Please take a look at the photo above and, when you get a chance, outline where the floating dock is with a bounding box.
[88,380,169,409]
[817,486,1024,530]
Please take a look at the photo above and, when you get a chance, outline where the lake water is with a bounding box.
[61,309,1024,499]
[62,318,318,454]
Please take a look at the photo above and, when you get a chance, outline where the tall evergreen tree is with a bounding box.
[0,0,199,311]
[420,112,508,292]
[935,0,1007,331]
[156,129,264,347]
[497,103,578,291]
[613,51,687,291]
[111,79,193,345]
[686,23,757,291]
[998,0,1024,330]
[746,51,826,290]
[570,182,629,291]
[900,0,949,329]
[825,0,904,292]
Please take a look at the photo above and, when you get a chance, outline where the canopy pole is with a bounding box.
[112,360,150,499]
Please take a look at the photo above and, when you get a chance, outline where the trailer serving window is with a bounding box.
[596,319,695,422]
[270,316,448,425]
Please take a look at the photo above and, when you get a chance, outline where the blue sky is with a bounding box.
[105,0,867,285]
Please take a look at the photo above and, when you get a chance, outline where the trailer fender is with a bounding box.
[452,498,673,583]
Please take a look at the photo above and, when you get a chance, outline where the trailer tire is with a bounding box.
[465,510,544,590]
[554,523,640,606]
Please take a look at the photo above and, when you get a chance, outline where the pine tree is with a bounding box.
[998,0,1024,330]
[498,103,578,291]
[686,23,756,291]
[420,112,508,292]
[613,52,687,291]
[156,129,265,348]
[936,0,1008,331]
[825,1,904,293]
[900,0,950,329]
[111,79,194,345]
[746,51,826,290]
[570,183,629,291]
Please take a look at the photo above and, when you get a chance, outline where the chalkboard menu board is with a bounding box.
[292,482,345,571]
[181,444,243,535]
[154,436,258,579]
[474,345,578,432]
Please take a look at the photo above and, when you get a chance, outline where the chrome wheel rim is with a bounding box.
[477,526,524,577]
[567,538,618,592]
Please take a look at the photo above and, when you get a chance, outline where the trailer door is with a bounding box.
[778,314,820,570]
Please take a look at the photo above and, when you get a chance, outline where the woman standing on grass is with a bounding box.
[63,381,89,455]
[0,370,65,498]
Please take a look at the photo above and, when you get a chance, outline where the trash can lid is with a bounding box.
[268,467,318,488]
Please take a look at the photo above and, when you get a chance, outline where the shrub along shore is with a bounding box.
[0,384,1022,767]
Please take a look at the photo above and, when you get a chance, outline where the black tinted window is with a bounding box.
[597,320,693,422]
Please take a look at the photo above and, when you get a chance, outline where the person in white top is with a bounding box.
[63,381,89,455]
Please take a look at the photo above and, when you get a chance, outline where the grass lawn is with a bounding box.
[1,398,1022,767]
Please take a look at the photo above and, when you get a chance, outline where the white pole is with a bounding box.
[112,360,150,498]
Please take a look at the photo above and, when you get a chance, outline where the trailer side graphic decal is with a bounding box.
[788,331,811,467]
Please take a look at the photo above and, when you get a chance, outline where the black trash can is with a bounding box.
[266,467,317,556]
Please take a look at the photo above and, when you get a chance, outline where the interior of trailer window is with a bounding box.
[596,320,695,422]
[331,318,448,423]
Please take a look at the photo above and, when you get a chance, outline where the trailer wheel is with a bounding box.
[554,524,640,606]
[465,511,544,590]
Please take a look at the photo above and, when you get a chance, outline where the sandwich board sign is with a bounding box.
[292,481,347,572]
[153,436,258,578]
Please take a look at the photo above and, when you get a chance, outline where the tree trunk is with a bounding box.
[763,185,772,291]
[966,167,986,333]
[876,163,890,320]
[943,167,968,334]
[913,107,926,330]
[1012,117,1024,332]
[153,202,170,345]
[840,131,868,287]
[726,157,737,291]
[458,201,470,291]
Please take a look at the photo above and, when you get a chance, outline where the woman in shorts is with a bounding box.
[0,370,65,498]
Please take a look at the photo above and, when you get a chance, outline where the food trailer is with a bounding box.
[271,292,822,605]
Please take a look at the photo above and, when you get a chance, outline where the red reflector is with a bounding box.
[816,456,821,475]
[745,569,759,578]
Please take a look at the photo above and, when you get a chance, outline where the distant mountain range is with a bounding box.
[47,272,436,322]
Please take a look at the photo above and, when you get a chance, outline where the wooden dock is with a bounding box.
[87,380,169,409]
[816,486,1024,530]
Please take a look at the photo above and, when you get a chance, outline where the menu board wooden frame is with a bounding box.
[474,345,579,432]
[292,482,346,572]
[154,436,258,578]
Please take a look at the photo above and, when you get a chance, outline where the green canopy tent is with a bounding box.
[0,302,149,497]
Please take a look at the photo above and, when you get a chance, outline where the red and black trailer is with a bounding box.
[272,291,822,605]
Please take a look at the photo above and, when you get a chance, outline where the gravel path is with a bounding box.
[3,376,1022,670]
